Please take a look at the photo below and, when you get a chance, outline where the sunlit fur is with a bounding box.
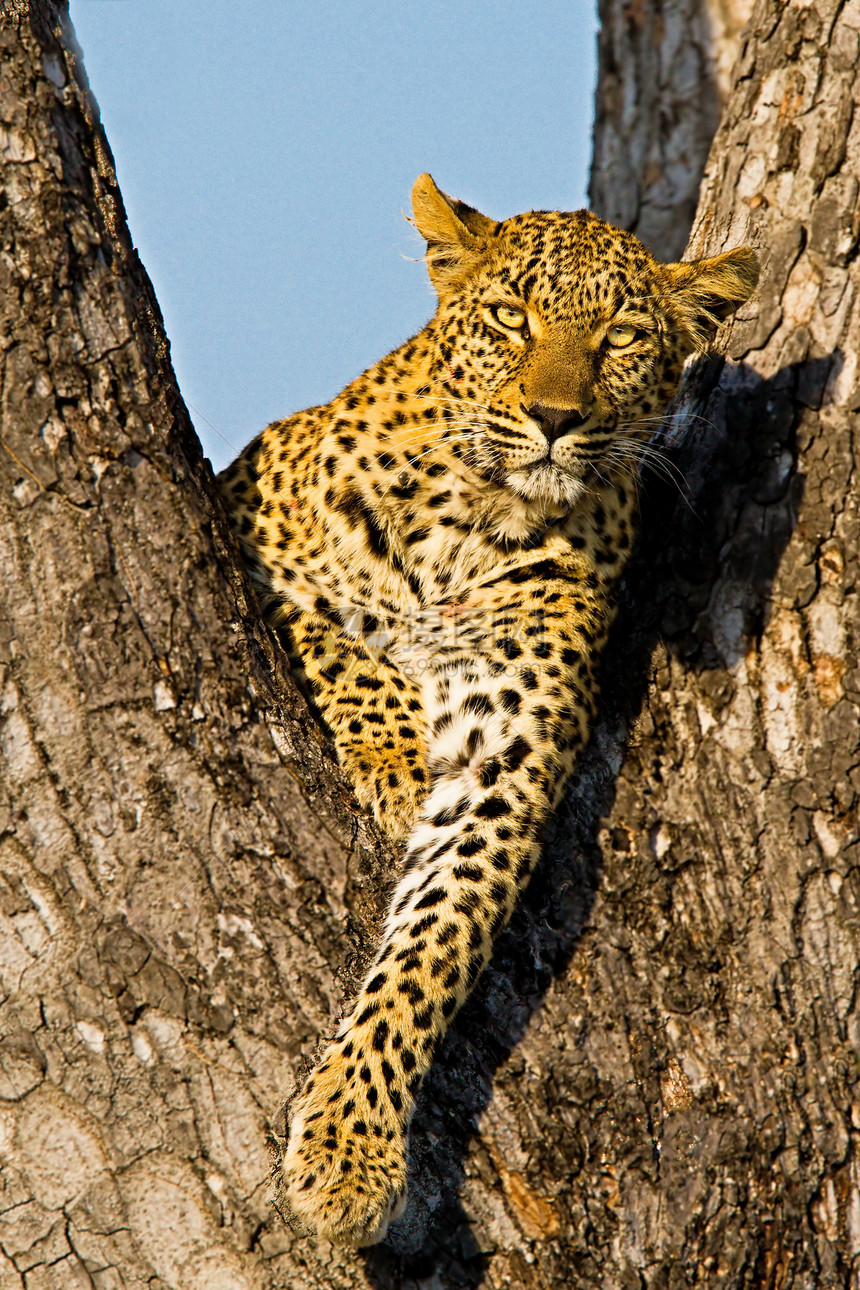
[219,175,758,1246]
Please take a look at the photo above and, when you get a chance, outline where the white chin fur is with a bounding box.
[506,463,587,509]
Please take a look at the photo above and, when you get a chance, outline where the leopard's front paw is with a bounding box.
[342,747,427,842]
[283,1042,409,1246]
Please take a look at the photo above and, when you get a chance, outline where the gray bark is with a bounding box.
[0,6,393,1288]
[590,0,756,259]
[2,1,859,1288]
[582,0,860,1284]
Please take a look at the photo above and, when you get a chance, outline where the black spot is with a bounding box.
[414,886,447,910]
[414,1006,434,1031]
[459,836,488,859]
[366,973,387,994]
[479,758,502,787]
[500,688,521,714]
[475,795,511,819]
[453,862,483,881]
[355,674,384,691]
[431,796,470,827]
[463,692,494,716]
[356,1003,379,1025]
[504,735,532,770]
[372,1020,389,1051]
[350,498,389,555]
[498,638,523,660]
[410,914,439,937]
[455,889,481,915]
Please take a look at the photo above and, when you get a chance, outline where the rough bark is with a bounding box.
[2,1,859,1289]
[590,0,756,259]
[0,6,396,1288]
[578,0,860,1284]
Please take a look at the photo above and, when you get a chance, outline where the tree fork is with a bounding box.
[1,1,859,1288]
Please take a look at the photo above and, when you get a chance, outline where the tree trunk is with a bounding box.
[584,0,860,1286]
[0,6,395,1289]
[2,3,859,1290]
[590,0,755,259]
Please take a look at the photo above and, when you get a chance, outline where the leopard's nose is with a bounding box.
[524,402,589,444]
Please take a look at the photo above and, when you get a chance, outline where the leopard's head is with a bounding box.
[412,174,759,511]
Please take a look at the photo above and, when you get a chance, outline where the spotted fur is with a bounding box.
[219,175,758,1245]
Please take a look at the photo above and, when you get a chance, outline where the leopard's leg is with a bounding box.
[283,570,610,1245]
[289,611,428,840]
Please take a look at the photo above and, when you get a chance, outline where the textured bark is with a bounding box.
[590,0,756,259]
[2,1,859,1289]
[576,0,860,1284]
[0,6,395,1288]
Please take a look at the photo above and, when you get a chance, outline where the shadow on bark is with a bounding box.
[358,349,839,1288]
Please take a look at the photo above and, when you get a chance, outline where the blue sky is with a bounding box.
[69,1,598,472]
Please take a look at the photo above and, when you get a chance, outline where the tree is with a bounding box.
[590,0,756,259]
[1,1,857,1287]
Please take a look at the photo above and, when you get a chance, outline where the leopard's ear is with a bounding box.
[665,246,760,347]
[411,174,495,294]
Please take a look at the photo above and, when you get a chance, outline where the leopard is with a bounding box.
[218,173,758,1247]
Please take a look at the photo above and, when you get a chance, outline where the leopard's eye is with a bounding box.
[492,305,527,330]
[606,323,638,347]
